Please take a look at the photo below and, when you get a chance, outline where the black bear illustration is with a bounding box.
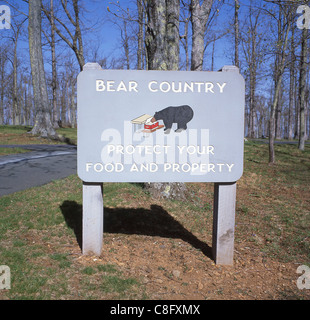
[152,105,194,134]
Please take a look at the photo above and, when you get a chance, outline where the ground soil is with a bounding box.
[61,181,310,301]
[59,177,310,300]
[67,236,308,300]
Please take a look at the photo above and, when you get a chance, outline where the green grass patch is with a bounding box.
[0,147,31,156]
[0,125,33,135]
[239,141,310,263]
[0,176,145,300]
[0,125,77,145]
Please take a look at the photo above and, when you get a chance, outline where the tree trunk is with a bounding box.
[145,0,167,70]
[248,10,261,139]
[122,21,130,70]
[275,87,283,139]
[288,27,295,141]
[211,35,215,71]
[234,0,240,69]
[269,11,291,164]
[61,87,66,126]
[249,64,256,138]
[137,0,144,70]
[298,26,307,151]
[12,38,18,125]
[51,0,59,128]
[73,0,85,70]
[144,0,187,200]
[145,0,180,70]
[70,78,76,128]
[166,0,180,70]
[294,72,300,139]
[190,0,213,71]
[29,0,56,138]
[0,55,4,125]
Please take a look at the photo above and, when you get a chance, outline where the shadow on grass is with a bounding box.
[60,201,212,259]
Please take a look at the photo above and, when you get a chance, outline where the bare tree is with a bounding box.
[43,0,85,71]
[288,24,296,141]
[107,1,146,70]
[50,0,59,128]
[0,46,9,125]
[137,0,144,70]
[4,14,27,125]
[190,0,213,71]
[234,0,240,69]
[241,6,263,138]
[298,25,308,150]
[268,6,292,164]
[28,0,56,138]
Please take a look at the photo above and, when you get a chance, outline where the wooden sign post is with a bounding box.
[82,182,103,256]
[77,64,245,265]
[212,182,236,265]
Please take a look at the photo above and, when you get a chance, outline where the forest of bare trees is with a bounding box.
[0,0,309,152]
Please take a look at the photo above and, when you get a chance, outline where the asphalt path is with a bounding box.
[0,145,77,197]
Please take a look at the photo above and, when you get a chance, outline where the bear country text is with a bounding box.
[95,80,227,94]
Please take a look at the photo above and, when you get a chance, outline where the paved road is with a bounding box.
[0,145,77,197]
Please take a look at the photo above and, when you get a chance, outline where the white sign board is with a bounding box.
[77,66,245,183]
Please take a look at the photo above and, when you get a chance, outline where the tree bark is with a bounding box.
[0,51,5,125]
[269,10,291,164]
[12,36,18,125]
[29,0,56,138]
[137,0,144,70]
[144,0,187,200]
[288,26,295,141]
[234,0,240,69]
[145,0,167,70]
[298,26,307,151]
[50,0,59,128]
[190,0,213,71]
[166,0,180,71]
[72,0,85,70]
[10,20,25,126]
[70,78,76,128]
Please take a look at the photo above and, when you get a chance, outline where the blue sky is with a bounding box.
[0,0,236,72]
[0,0,304,74]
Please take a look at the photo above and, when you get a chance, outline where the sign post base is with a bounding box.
[212,182,236,265]
[82,182,103,256]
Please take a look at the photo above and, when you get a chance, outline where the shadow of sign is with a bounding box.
[60,201,212,260]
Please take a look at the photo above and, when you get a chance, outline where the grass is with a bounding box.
[0,177,145,300]
[0,147,31,156]
[0,125,77,148]
[239,140,310,263]
[0,127,309,299]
